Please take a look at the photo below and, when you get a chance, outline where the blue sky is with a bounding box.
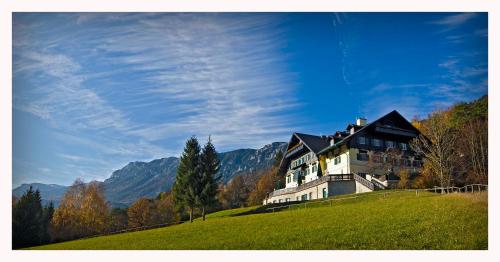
[13,13,487,187]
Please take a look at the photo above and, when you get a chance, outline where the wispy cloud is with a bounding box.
[13,13,302,185]
[430,13,477,32]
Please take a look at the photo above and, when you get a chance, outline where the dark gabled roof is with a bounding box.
[293,132,330,154]
[277,132,331,175]
[318,110,420,155]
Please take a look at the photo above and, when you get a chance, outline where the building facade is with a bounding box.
[263,110,422,205]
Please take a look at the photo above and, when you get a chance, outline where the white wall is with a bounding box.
[326,150,350,175]
[264,180,357,204]
[304,161,319,183]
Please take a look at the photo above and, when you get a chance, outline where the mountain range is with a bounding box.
[13,142,287,207]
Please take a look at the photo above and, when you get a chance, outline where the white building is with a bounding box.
[263,110,422,205]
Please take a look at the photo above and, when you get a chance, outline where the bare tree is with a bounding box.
[410,111,458,191]
[457,119,488,184]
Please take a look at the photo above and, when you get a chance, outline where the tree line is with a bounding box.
[13,136,282,248]
[409,95,488,189]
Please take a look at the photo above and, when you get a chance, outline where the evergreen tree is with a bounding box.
[173,136,202,223]
[40,202,55,243]
[198,136,221,221]
[12,186,43,249]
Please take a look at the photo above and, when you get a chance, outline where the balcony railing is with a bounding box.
[268,174,354,198]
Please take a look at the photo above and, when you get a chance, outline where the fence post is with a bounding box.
[472,185,474,193]
[434,187,437,193]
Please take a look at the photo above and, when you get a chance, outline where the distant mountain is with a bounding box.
[12,183,68,207]
[13,142,287,207]
[102,157,180,205]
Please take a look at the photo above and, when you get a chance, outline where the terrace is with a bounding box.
[268,174,354,198]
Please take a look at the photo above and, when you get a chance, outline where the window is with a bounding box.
[301,194,307,201]
[322,188,327,199]
[309,192,313,200]
[312,164,317,173]
[386,140,395,148]
[357,152,369,161]
[357,150,369,161]
[286,198,290,202]
[400,143,408,150]
[372,138,382,147]
[358,136,367,145]
[278,199,282,203]
[334,156,342,165]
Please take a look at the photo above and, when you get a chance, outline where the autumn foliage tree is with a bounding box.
[218,175,250,209]
[127,191,179,228]
[410,111,458,191]
[155,191,178,224]
[246,169,277,206]
[51,179,109,241]
[410,95,488,188]
[127,198,159,228]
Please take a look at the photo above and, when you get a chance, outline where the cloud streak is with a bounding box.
[13,13,302,185]
[430,13,477,31]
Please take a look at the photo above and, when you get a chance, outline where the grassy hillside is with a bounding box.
[30,191,487,250]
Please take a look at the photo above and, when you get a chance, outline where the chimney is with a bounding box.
[356,117,367,126]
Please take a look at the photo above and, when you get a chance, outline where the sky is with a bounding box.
[12,13,488,187]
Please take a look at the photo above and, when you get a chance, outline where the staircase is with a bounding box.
[370,177,386,190]
[353,173,386,191]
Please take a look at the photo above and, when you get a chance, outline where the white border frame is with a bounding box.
[1,1,498,262]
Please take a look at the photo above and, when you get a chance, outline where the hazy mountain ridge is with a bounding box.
[13,142,287,207]
[12,183,67,207]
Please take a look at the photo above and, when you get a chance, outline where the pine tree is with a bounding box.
[199,136,221,221]
[40,202,55,243]
[173,136,202,223]
[12,186,43,248]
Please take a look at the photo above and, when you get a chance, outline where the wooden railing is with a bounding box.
[267,184,488,212]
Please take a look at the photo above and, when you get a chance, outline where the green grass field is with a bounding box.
[29,191,488,250]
